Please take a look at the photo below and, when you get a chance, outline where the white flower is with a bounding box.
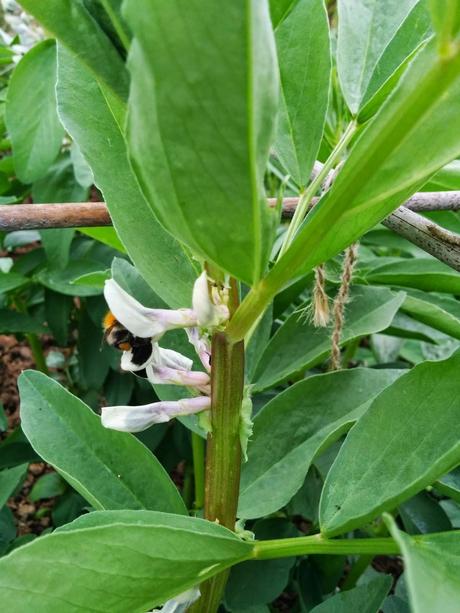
[186,328,211,372]
[145,365,210,388]
[192,271,229,328]
[104,279,197,340]
[150,587,200,613]
[101,397,211,433]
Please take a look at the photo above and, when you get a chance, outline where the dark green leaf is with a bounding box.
[0,510,252,611]
[0,310,46,334]
[239,368,401,518]
[310,575,392,613]
[0,464,27,508]
[19,370,186,514]
[365,258,460,294]
[29,472,66,502]
[56,45,197,307]
[253,286,405,391]
[320,349,460,536]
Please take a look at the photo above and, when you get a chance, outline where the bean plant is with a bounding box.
[0,0,460,612]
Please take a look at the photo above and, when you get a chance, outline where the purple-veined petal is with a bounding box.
[101,397,211,432]
[104,279,197,339]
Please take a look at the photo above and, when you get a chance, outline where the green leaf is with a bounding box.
[310,575,392,613]
[0,464,27,509]
[29,472,66,502]
[78,227,126,253]
[0,310,46,334]
[274,0,331,186]
[320,349,460,537]
[6,40,64,183]
[365,258,460,294]
[429,0,460,54]
[400,491,452,534]
[386,515,460,613]
[72,269,109,288]
[401,289,460,340]
[18,0,128,106]
[44,290,72,346]
[337,0,420,114]
[272,37,460,288]
[124,0,279,285]
[0,272,28,294]
[253,285,405,391]
[359,1,432,117]
[436,466,460,503]
[0,510,252,611]
[238,368,401,519]
[33,154,88,270]
[18,370,186,514]
[37,259,105,296]
[269,0,298,28]
[56,45,197,308]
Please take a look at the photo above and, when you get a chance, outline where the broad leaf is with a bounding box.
[0,510,252,611]
[18,0,128,106]
[253,285,405,391]
[0,464,27,509]
[310,575,391,613]
[436,467,460,503]
[124,0,279,284]
[238,368,401,519]
[274,0,331,186]
[400,491,452,534]
[6,39,64,184]
[271,37,460,288]
[337,0,419,114]
[0,310,46,334]
[386,516,460,613]
[56,46,197,307]
[401,289,460,340]
[19,371,186,514]
[320,349,460,536]
[359,0,432,118]
[364,258,460,294]
[0,272,28,294]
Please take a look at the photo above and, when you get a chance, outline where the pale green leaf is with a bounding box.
[365,258,460,294]
[124,0,279,284]
[386,515,460,613]
[274,0,331,186]
[0,464,27,509]
[6,40,64,183]
[337,0,419,114]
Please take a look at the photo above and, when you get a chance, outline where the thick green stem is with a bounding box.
[190,332,245,612]
[253,535,400,559]
[191,432,205,510]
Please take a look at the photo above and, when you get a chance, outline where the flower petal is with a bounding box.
[186,327,212,372]
[104,280,197,339]
[192,272,229,328]
[158,347,193,371]
[101,397,211,432]
[146,365,210,387]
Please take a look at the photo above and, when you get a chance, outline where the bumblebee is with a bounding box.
[102,311,153,372]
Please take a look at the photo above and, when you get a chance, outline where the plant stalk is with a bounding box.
[253,535,400,559]
[190,324,245,611]
[191,432,205,510]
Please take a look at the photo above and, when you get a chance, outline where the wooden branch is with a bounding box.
[0,202,111,231]
[0,191,459,232]
[1,192,460,271]
[383,206,460,271]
